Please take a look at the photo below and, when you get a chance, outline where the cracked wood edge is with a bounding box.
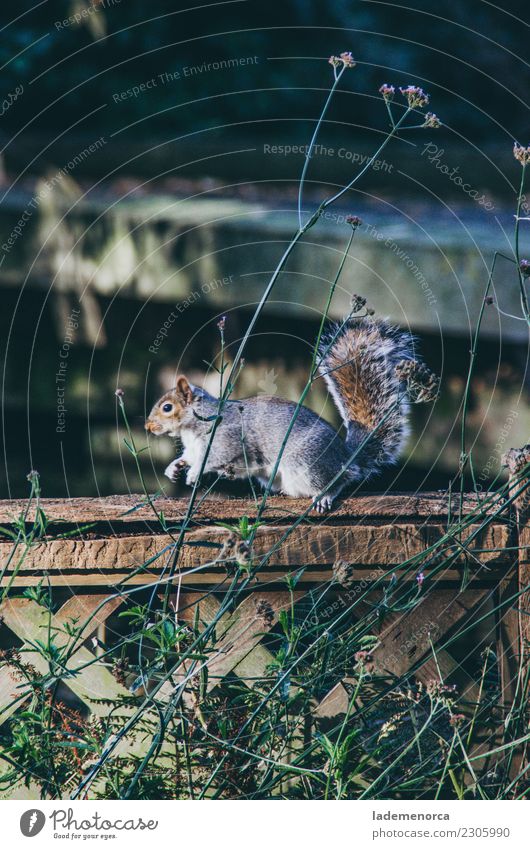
[0,524,510,585]
[0,492,501,527]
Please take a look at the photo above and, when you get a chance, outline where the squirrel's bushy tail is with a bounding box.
[318,317,417,476]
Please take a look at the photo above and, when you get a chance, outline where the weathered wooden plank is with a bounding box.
[0,568,504,588]
[313,680,353,719]
[501,446,530,777]
[0,492,501,527]
[0,770,41,800]
[313,587,490,718]
[371,590,489,678]
[368,585,492,704]
[0,666,28,726]
[499,448,530,711]
[0,524,510,582]
[231,642,277,683]
[497,575,520,715]
[508,449,530,653]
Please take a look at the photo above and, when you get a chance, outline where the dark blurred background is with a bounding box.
[0,0,529,498]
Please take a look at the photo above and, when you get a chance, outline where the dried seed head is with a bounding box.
[217,533,238,562]
[519,259,530,277]
[514,142,530,165]
[217,315,226,332]
[399,85,430,109]
[346,214,362,229]
[234,540,251,567]
[339,51,356,68]
[329,52,355,69]
[354,650,373,663]
[332,558,356,588]
[396,360,439,403]
[115,388,125,398]
[484,295,495,305]
[502,444,530,475]
[426,680,457,699]
[350,293,367,313]
[422,112,442,129]
[112,657,130,686]
[0,647,20,663]
[254,598,275,627]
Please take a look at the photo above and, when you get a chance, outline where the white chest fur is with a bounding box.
[180,428,205,467]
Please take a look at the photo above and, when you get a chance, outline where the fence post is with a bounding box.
[502,444,530,772]
[505,444,530,644]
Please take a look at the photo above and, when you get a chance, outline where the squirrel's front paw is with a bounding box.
[185,468,198,486]
[164,458,187,483]
[312,495,333,515]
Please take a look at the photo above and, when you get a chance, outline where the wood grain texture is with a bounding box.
[0,522,511,586]
[0,492,501,527]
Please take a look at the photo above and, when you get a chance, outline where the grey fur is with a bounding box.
[147,317,419,512]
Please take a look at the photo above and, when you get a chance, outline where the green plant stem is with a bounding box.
[254,227,357,520]
[514,162,530,323]
[458,250,505,526]
[297,64,346,229]
[322,107,411,209]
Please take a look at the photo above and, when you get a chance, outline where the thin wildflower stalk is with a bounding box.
[255,223,358,516]
[297,61,348,229]
[514,161,530,323]
[458,250,511,527]
[322,105,412,209]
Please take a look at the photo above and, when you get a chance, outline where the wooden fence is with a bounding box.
[0,463,528,796]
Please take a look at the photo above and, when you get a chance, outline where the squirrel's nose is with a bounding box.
[145,420,153,432]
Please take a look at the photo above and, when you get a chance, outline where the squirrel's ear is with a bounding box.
[175,375,193,405]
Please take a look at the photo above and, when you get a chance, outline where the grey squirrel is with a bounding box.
[145,317,438,512]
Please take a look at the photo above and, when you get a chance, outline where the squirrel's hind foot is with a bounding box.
[311,494,334,515]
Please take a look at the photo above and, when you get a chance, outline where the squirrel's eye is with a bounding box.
[162,403,173,413]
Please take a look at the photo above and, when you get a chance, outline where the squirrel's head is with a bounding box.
[145,376,194,437]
